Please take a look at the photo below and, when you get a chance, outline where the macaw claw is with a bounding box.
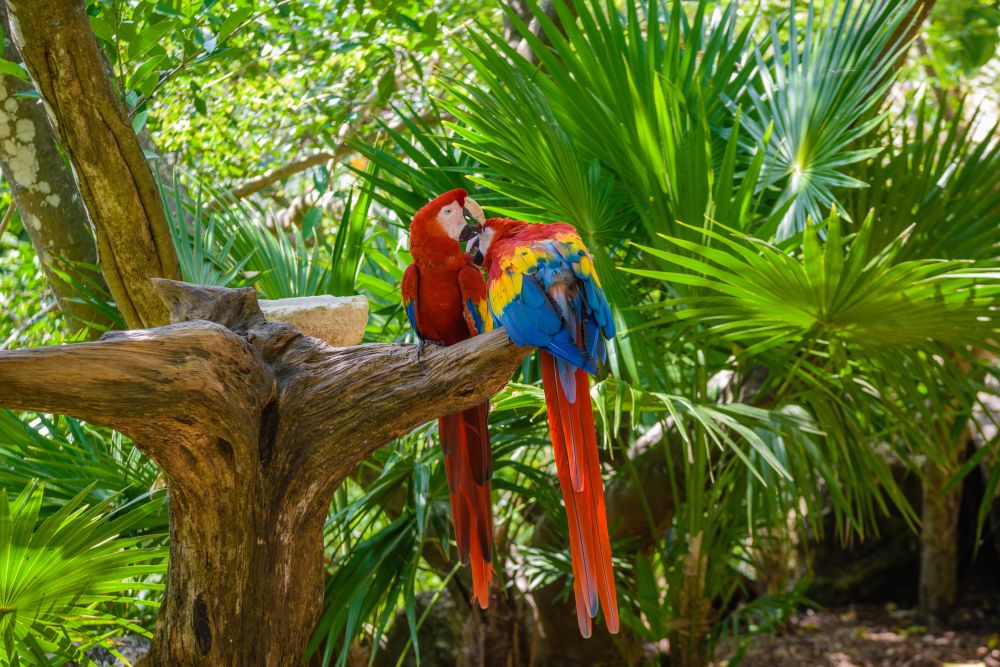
[415,338,446,362]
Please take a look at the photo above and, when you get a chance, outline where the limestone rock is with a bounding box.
[258,295,368,347]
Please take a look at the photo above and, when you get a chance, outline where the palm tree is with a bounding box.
[6,0,995,665]
[0,480,165,665]
[351,0,999,664]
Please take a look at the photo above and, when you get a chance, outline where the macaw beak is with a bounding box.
[465,233,484,266]
[461,200,486,263]
[459,204,483,243]
[463,206,479,226]
[458,220,478,243]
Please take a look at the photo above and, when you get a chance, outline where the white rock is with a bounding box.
[258,295,368,347]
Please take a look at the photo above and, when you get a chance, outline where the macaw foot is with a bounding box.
[415,338,446,362]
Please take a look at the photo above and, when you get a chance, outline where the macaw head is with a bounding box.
[466,217,521,267]
[410,189,486,262]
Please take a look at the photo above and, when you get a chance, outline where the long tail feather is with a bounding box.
[576,367,620,633]
[438,405,494,608]
[541,351,619,636]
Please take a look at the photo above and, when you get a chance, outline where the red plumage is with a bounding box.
[541,354,618,637]
[404,189,494,607]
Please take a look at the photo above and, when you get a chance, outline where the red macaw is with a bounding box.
[467,218,619,637]
[402,189,494,607]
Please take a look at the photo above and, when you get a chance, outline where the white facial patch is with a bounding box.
[478,226,496,256]
[436,203,466,240]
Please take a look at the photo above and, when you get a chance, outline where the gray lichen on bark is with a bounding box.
[0,2,110,331]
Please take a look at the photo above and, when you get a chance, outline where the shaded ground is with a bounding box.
[714,604,1000,667]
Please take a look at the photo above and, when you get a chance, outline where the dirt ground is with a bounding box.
[714,604,1000,667]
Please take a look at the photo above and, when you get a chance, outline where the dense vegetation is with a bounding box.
[0,0,998,665]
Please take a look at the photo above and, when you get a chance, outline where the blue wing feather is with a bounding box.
[491,233,613,378]
[402,264,424,340]
[465,299,486,335]
[405,300,419,337]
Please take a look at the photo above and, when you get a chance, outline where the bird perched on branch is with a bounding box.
[402,189,494,607]
[466,217,619,637]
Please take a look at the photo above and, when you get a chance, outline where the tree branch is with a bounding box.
[0,321,261,431]
[212,111,449,209]
[0,279,530,498]
[884,0,938,75]
[224,152,336,202]
[0,3,112,333]
[285,328,531,489]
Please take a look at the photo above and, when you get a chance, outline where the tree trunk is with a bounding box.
[156,484,328,664]
[0,280,530,665]
[0,4,110,331]
[7,0,181,328]
[503,0,577,65]
[919,454,962,626]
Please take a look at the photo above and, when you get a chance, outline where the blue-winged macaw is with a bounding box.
[401,189,494,607]
[466,217,619,637]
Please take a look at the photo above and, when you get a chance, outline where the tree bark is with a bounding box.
[503,0,576,65]
[883,0,938,74]
[0,280,530,665]
[919,444,963,627]
[6,0,181,329]
[0,4,110,331]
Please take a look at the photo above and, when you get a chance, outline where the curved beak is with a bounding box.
[465,232,484,266]
[458,219,478,243]
[461,199,486,263]
[463,206,479,225]
[459,205,482,243]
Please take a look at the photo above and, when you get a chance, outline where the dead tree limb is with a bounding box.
[0,280,530,666]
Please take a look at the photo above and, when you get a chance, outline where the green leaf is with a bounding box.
[0,58,28,82]
[218,7,253,43]
[129,20,177,59]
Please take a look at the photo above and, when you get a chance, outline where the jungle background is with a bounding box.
[0,0,999,665]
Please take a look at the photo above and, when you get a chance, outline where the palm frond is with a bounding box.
[0,481,166,664]
[625,211,999,358]
[847,92,1000,261]
[743,0,918,237]
[0,411,165,531]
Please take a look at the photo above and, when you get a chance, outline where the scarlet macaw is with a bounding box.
[467,217,619,637]
[401,189,494,607]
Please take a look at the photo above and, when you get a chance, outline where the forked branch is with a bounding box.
[0,281,530,495]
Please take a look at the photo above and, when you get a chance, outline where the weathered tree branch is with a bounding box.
[6,0,181,329]
[225,151,336,202]
[884,0,938,74]
[504,0,577,65]
[0,280,528,487]
[0,321,254,426]
[0,280,529,665]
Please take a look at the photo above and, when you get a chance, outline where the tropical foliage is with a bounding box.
[0,481,164,665]
[1,0,998,665]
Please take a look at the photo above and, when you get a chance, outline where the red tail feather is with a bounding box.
[541,352,619,636]
[438,404,494,608]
